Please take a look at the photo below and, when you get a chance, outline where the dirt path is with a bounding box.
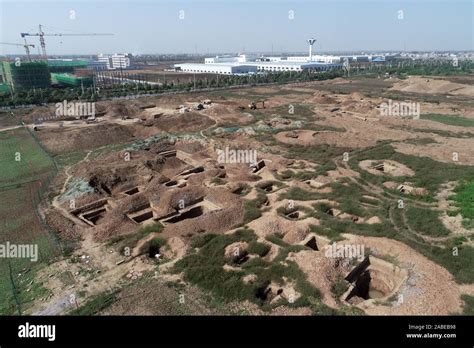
[0,125,22,132]
[51,150,93,227]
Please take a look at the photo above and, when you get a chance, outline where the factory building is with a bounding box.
[88,60,109,70]
[204,54,257,64]
[174,39,349,75]
[175,61,341,75]
[97,53,131,70]
[174,63,258,75]
[286,55,342,63]
[246,61,342,72]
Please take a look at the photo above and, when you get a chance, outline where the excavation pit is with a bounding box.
[304,236,318,251]
[131,210,154,223]
[286,211,300,219]
[148,244,160,259]
[345,269,391,301]
[325,208,339,217]
[124,187,140,195]
[261,184,273,192]
[163,206,204,224]
[82,208,106,225]
[165,180,178,187]
[71,199,109,226]
[255,281,272,301]
[231,186,245,195]
[180,166,204,176]
[250,160,266,173]
[344,256,408,305]
[373,164,385,172]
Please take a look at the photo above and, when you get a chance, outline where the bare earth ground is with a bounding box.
[9,74,473,316]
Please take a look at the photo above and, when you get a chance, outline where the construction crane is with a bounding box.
[0,40,35,61]
[21,25,113,60]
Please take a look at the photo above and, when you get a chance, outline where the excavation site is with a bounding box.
[3,72,474,318]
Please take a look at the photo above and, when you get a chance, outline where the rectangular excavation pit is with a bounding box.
[70,199,109,216]
[81,208,106,225]
[162,206,204,224]
[158,150,177,158]
[130,210,154,223]
[179,166,204,177]
[70,199,109,226]
[159,198,221,225]
[250,160,265,173]
[124,187,140,195]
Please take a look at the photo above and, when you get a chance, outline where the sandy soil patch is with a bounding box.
[390,76,474,97]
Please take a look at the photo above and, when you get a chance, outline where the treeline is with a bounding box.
[0,69,343,107]
[351,60,474,77]
[2,59,472,107]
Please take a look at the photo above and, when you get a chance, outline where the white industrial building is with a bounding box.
[204,54,257,64]
[247,61,342,72]
[286,55,342,63]
[97,53,131,70]
[174,38,346,75]
[174,63,258,75]
[175,61,341,75]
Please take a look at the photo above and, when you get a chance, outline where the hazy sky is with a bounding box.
[0,0,472,55]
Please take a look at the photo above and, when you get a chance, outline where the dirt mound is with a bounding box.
[104,101,143,119]
[391,76,474,97]
[287,250,347,308]
[148,140,176,154]
[75,151,172,194]
[282,228,309,245]
[307,91,337,104]
[37,123,135,154]
[150,186,206,218]
[359,160,415,177]
[224,242,249,262]
[148,112,214,132]
[44,209,82,245]
[159,188,244,238]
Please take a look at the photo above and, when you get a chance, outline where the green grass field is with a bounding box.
[450,181,474,229]
[421,114,474,128]
[0,127,59,314]
[0,129,53,189]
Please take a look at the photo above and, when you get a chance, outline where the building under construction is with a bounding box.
[51,73,93,87]
[0,61,51,92]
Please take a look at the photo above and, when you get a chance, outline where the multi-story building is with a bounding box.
[97,53,131,70]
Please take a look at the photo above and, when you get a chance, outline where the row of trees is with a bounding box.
[0,69,344,107]
[1,60,472,107]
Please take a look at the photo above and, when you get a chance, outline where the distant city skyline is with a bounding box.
[0,0,472,55]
